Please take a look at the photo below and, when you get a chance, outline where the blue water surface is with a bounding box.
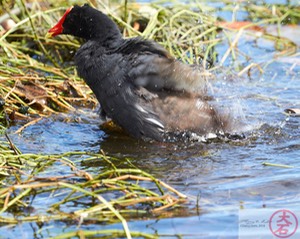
[1,1,300,238]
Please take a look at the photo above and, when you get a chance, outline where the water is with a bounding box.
[2,3,300,239]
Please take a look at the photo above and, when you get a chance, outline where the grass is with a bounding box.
[0,0,300,121]
[0,134,187,238]
[0,0,299,238]
[0,0,298,122]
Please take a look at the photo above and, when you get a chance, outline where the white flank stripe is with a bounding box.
[146,117,164,129]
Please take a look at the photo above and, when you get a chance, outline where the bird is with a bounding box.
[47,4,229,141]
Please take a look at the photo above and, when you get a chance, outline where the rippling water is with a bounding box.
[2,3,300,239]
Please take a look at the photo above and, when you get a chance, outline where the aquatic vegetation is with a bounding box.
[0,0,299,238]
[0,134,186,238]
[0,0,298,124]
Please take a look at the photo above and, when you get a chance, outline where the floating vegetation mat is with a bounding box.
[0,0,299,238]
[0,135,187,238]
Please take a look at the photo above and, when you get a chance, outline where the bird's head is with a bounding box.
[47,4,121,42]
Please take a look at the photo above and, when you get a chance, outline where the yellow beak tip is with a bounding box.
[45,32,54,38]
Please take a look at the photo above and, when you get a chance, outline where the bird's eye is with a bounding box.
[66,16,74,24]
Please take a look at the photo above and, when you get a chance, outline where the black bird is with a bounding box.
[47,4,228,141]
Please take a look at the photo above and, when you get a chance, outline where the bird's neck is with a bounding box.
[86,23,123,48]
[98,32,123,49]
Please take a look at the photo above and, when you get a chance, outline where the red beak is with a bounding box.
[46,6,73,38]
